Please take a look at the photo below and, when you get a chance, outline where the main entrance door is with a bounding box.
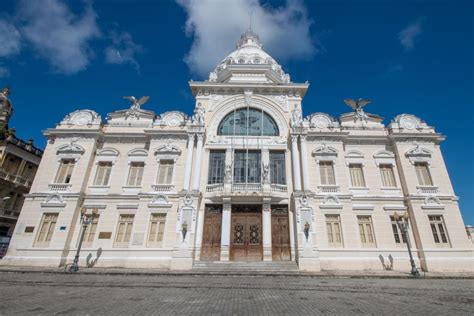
[201,205,222,261]
[271,206,291,261]
[230,205,262,261]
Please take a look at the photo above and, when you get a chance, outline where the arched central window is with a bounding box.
[217,107,279,136]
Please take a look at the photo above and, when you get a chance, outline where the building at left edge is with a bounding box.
[0,87,43,257]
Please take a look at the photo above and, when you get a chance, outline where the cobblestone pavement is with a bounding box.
[0,272,472,315]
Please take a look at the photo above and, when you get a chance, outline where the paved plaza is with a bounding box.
[0,272,472,315]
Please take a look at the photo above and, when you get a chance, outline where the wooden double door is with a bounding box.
[200,206,222,261]
[271,210,291,261]
[230,205,263,261]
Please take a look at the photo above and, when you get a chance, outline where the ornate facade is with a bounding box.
[2,31,471,271]
[0,88,43,257]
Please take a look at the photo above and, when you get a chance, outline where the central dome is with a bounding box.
[208,30,291,84]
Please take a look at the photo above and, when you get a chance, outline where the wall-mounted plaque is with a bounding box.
[24,226,35,233]
[98,232,112,239]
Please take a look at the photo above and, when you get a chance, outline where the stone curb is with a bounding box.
[0,268,472,279]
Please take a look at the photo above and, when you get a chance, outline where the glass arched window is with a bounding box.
[217,108,279,136]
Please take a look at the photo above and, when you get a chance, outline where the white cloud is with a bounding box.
[0,19,22,57]
[177,0,316,77]
[18,0,100,74]
[104,31,143,72]
[399,19,423,51]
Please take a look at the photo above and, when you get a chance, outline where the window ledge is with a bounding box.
[381,187,402,195]
[48,183,72,192]
[350,187,369,195]
[152,184,176,192]
[89,185,110,194]
[417,186,439,195]
[122,186,142,194]
[317,185,339,194]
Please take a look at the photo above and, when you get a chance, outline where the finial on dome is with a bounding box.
[237,27,262,49]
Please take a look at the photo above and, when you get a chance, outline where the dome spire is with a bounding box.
[237,12,262,49]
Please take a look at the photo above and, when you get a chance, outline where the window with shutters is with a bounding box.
[390,216,407,244]
[326,215,343,247]
[81,215,99,247]
[35,213,58,247]
[270,151,286,185]
[114,214,134,248]
[54,159,75,183]
[208,151,225,184]
[157,160,174,184]
[319,161,336,185]
[357,215,376,247]
[428,215,450,246]
[349,164,366,187]
[93,162,112,186]
[415,162,433,186]
[147,213,167,247]
[127,162,145,186]
[380,164,397,188]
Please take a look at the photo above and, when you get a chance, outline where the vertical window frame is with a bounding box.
[34,213,58,247]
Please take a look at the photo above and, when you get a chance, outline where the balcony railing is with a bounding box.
[318,185,340,194]
[271,184,287,192]
[48,183,72,192]
[417,186,439,195]
[0,169,32,188]
[232,183,262,193]
[151,184,175,192]
[206,183,224,193]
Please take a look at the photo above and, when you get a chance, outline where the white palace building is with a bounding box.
[2,30,472,272]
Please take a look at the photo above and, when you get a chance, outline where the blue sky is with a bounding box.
[1,0,473,224]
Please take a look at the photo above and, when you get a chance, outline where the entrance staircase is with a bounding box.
[192,261,300,275]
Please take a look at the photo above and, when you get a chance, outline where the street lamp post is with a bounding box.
[393,211,420,277]
[66,207,98,273]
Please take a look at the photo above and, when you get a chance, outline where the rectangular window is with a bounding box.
[81,215,99,247]
[349,164,366,187]
[326,215,343,247]
[93,161,112,186]
[390,216,407,244]
[157,160,174,184]
[114,214,134,247]
[428,215,449,245]
[270,151,286,185]
[208,151,225,184]
[380,164,397,188]
[35,213,58,247]
[415,162,433,186]
[357,215,376,247]
[234,150,261,183]
[55,159,75,184]
[127,162,145,186]
[148,213,167,247]
[319,161,336,185]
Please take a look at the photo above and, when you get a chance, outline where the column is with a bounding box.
[220,198,231,261]
[262,201,272,261]
[224,147,232,193]
[192,134,204,191]
[299,135,310,191]
[291,135,302,191]
[182,134,194,191]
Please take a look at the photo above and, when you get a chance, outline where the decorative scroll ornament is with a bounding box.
[244,90,253,106]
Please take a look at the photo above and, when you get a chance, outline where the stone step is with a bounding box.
[193,261,299,272]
